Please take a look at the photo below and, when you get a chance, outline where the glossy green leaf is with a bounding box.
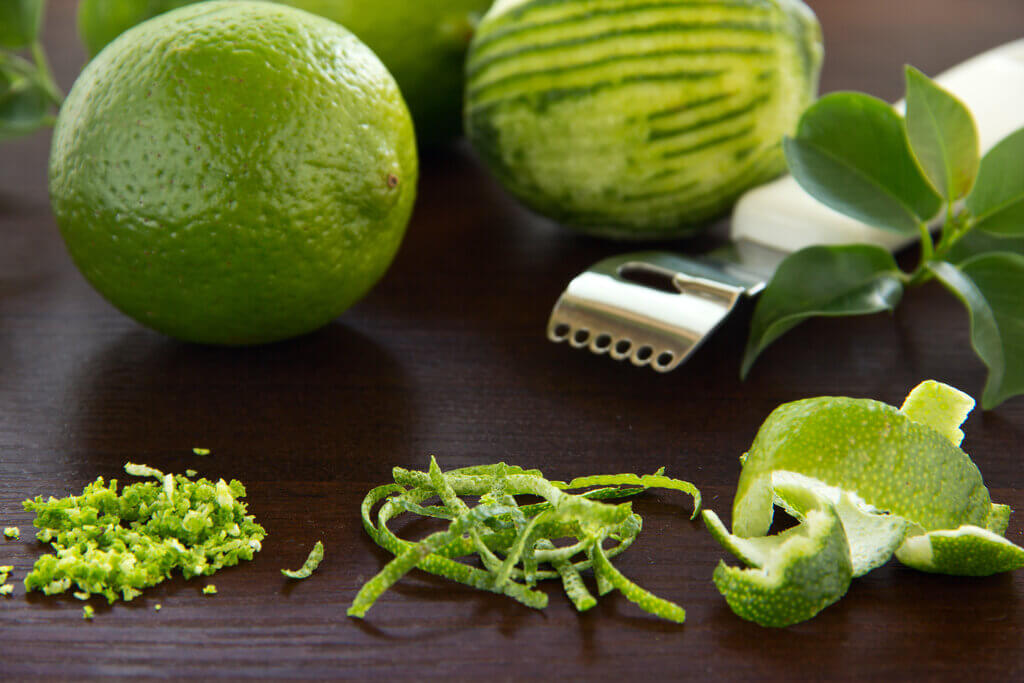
[930,254,1024,408]
[904,65,979,200]
[964,127,1024,236]
[0,0,45,49]
[742,245,904,378]
[945,231,1024,264]
[784,92,942,234]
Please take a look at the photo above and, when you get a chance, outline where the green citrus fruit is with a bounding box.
[51,0,418,345]
[76,0,492,147]
[464,0,823,239]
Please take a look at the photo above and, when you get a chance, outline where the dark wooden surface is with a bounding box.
[2,1,1024,679]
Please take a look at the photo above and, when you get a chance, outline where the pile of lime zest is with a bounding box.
[154,603,162,611]
[192,448,210,456]
[202,584,217,595]
[21,462,266,605]
[4,526,19,539]
[282,541,324,580]
[705,381,1024,627]
[82,605,95,620]
[0,565,12,596]
[348,458,700,622]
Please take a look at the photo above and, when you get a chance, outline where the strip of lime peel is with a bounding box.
[703,476,853,628]
[705,380,1024,627]
[282,541,325,579]
[348,457,700,621]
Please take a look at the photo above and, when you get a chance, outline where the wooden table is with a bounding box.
[2,1,1023,679]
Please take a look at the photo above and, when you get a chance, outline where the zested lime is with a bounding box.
[465,0,822,238]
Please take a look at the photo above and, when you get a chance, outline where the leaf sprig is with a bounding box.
[1,0,61,142]
[743,66,1024,408]
[348,458,701,622]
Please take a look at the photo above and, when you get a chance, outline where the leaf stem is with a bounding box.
[917,220,935,263]
[30,41,62,104]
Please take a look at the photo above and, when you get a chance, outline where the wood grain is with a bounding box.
[2,1,1023,679]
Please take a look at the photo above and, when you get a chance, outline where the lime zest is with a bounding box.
[4,526,20,539]
[82,605,95,620]
[282,541,325,580]
[192,448,210,456]
[0,584,13,596]
[349,460,700,622]
[22,463,265,604]
[591,538,686,624]
[202,584,217,595]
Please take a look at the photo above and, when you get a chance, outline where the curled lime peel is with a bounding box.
[282,541,325,580]
[707,381,1024,627]
[349,460,700,622]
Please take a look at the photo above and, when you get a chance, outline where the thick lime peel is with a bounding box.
[282,541,324,580]
[709,508,852,628]
[769,471,909,576]
[707,381,1024,627]
[899,379,974,447]
[350,460,700,622]
[895,526,1024,576]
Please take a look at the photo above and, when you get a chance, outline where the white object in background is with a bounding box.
[731,38,1024,253]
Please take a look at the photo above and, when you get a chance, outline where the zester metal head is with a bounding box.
[547,251,752,372]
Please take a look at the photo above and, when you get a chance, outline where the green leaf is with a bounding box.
[964,127,1024,236]
[945,231,1024,264]
[0,79,50,141]
[742,245,904,377]
[904,65,979,201]
[784,92,942,234]
[930,254,1024,408]
[0,0,45,49]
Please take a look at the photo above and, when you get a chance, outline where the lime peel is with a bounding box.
[349,458,700,622]
[282,541,325,580]
[899,379,974,446]
[706,381,1024,627]
[895,525,1024,576]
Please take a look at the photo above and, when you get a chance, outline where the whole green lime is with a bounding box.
[51,0,418,345]
[465,0,823,239]
[77,0,492,147]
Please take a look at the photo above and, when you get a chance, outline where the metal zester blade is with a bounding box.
[546,243,783,372]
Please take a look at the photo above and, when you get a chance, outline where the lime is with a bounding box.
[51,1,418,345]
[76,0,492,147]
[464,0,823,239]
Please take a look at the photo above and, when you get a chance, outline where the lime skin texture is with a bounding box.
[51,1,418,345]
[76,0,493,148]
[465,0,823,239]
